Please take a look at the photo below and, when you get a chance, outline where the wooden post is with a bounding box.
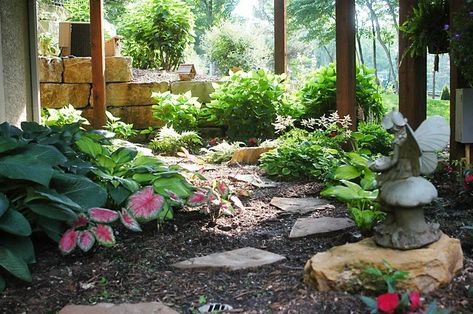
[336,0,356,129]
[90,0,106,128]
[398,0,427,130]
[449,0,472,161]
[274,0,287,74]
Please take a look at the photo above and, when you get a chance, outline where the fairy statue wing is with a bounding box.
[414,116,450,175]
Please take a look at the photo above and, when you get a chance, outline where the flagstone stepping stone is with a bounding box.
[270,197,334,214]
[59,302,178,314]
[230,174,280,188]
[172,247,285,270]
[289,217,355,238]
[177,163,218,172]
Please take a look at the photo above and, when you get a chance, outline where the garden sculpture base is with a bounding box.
[303,233,463,293]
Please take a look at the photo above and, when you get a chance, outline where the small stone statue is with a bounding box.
[369,111,449,249]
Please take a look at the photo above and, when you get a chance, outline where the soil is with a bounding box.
[132,69,220,83]
[1,160,472,314]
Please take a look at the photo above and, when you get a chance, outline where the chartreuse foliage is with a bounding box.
[0,122,107,291]
[119,0,195,70]
[152,92,202,132]
[321,153,385,232]
[299,63,385,122]
[203,69,301,141]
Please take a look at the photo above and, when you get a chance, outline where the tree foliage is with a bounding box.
[119,0,195,70]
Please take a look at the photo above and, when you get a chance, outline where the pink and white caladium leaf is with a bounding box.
[59,229,79,255]
[72,214,89,228]
[77,230,95,252]
[165,189,183,206]
[127,186,164,221]
[119,208,142,232]
[187,189,208,207]
[88,207,119,223]
[220,202,234,216]
[91,224,116,247]
[216,181,230,199]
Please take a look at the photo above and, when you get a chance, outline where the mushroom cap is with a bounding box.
[380,176,437,208]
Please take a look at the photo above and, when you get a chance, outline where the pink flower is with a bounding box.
[465,174,473,184]
[127,186,164,221]
[409,291,421,310]
[377,293,399,314]
[247,138,257,144]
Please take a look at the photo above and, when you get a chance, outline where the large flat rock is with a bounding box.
[229,147,275,165]
[63,57,133,83]
[270,197,333,214]
[172,247,285,271]
[229,174,279,188]
[59,302,178,314]
[304,233,463,293]
[39,57,63,82]
[289,217,355,238]
[40,83,91,109]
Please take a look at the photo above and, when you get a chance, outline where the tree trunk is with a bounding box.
[432,66,436,99]
[370,17,378,83]
[385,0,399,31]
[355,13,365,64]
[367,0,398,91]
[323,45,334,63]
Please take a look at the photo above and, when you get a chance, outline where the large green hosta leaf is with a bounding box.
[0,210,31,236]
[51,172,107,209]
[35,216,65,242]
[0,144,66,186]
[0,235,35,264]
[0,246,31,282]
[25,186,82,212]
[27,202,77,221]
[0,193,8,218]
[0,137,20,154]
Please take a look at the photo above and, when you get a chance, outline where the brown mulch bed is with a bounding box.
[132,69,220,83]
[0,162,472,314]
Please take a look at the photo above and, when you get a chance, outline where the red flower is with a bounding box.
[377,293,399,314]
[247,138,257,144]
[409,291,421,310]
[465,174,473,184]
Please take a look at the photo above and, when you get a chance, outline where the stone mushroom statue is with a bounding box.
[369,111,449,249]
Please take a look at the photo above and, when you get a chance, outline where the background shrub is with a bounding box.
[203,70,297,141]
[202,21,270,75]
[299,63,385,122]
[440,84,450,100]
[119,0,195,70]
[152,91,201,132]
[354,122,393,156]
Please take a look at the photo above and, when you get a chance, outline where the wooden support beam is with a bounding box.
[449,0,472,161]
[274,0,287,74]
[336,0,356,129]
[90,0,106,129]
[398,0,427,130]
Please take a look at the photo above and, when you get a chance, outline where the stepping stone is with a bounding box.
[172,247,285,271]
[270,197,333,214]
[230,174,280,188]
[59,302,178,314]
[289,217,355,238]
[178,163,217,172]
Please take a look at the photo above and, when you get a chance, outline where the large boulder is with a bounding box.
[38,57,63,83]
[40,83,90,109]
[63,57,133,83]
[304,233,463,293]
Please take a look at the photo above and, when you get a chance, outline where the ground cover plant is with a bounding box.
[149,126,202,156]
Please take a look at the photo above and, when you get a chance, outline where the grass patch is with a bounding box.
[381,93,449,122]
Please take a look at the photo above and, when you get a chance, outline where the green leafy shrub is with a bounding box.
[152,91,201,132]
[299,63,385,122]
[104,111,136,139]
[353,122,393,156]
[203,70,296,141]
[201,141,242,164]
[149,126,202,156]
[321,153,385,233]
[440,84,450,100]
[42,105,89,127]
[202,21,270,75]
[119,0,195,70]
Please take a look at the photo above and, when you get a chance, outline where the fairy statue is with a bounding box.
[369,111,449,249]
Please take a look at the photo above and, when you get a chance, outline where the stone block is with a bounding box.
[303,233,463,293]
[170,81,216,103]
[40,83,90,109]
[82,105,163,129]
[104,82,170,107]
[59,302,178,314]
[63,57,133,83]
[229,147,276,165]
[38,57,63,82]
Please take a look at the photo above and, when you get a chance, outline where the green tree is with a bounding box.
[63,0,132,25]
[185,0,239,52]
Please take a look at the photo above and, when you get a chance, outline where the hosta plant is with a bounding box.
[152,92,202,132]
[149,126,202,156]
